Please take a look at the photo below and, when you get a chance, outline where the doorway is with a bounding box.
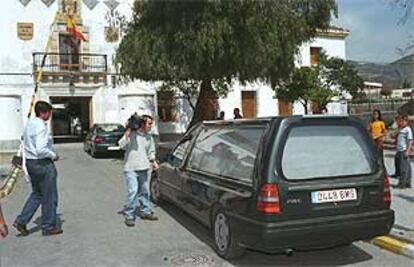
[278,100,292,116]
[50,96,91,140]
[241,91,257,118]
[59,33,80,70]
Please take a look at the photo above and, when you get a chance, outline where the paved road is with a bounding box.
[0,143,413,266]
[383,150,414,242]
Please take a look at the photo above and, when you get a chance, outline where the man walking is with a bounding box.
[119,114,159,227]
[13,101,62,236]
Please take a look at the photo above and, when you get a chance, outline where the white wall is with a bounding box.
[158,97,193,134]
[0,1,135,78]
[117,80,158,135]
[298,36,347,67]
[293,35,347,114]
[217,35,348,118]
[218,81,278,118]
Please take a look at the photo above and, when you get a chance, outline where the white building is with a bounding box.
[0,0,349,153]
[363,81,383,99]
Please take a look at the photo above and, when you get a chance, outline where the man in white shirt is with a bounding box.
[13,101,62,236]
[119,114,159,227]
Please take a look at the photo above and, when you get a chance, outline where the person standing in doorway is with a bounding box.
[368,109,387,153]
[0,203,8,238]
[394,114,413,189]
[119,114,159,227]
[13,101,62,236]
[233,108,243,119]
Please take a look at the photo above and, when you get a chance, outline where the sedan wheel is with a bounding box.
[213,210,244,259]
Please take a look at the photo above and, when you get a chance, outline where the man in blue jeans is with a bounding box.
[394,114,413,189]
[13,101,62,236]
[119,114,159,227]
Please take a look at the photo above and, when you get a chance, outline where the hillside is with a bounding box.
[349,54,414,88]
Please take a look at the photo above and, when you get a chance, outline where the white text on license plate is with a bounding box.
[107,146,120,151]
[311,188,357,204]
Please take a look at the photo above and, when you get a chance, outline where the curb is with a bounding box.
[372,235,414,259]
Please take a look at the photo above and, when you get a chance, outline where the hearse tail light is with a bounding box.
[95,136,104,144]
[256,183,280,214]
[383,174,391,204]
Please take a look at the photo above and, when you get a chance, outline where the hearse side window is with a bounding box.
[188,126,265,183]
[170,139,191,167]
[281,125,375,180]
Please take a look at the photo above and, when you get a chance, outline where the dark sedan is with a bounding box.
[83,123,125,157]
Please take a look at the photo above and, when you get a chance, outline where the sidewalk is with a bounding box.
[373,150,414,259]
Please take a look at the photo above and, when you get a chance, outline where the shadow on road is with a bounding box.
[158,202,374,266]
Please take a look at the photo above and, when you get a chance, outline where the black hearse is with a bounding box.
[150,116,394,259]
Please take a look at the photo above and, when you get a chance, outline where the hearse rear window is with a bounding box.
[188,126,265,183]
[281,125,375,180]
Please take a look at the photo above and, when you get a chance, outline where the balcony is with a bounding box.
[32,52,108,85]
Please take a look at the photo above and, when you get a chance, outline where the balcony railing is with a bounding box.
[32,52,108,84]
[33,52,107,74]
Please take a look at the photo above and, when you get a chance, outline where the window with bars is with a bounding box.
[157,91,176,122]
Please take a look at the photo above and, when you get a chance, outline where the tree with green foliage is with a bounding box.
[115,0,337,126]
[277,67,317,114]
[318,53,364,100]
[276,54,364,113]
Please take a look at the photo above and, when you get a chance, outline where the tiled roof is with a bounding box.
[316,26,350,38]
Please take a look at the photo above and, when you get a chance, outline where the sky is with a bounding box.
[334,0,414,63]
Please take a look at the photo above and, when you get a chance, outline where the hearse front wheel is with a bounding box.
[213,210,245,259]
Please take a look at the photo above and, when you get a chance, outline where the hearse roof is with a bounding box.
[202,115,350,126]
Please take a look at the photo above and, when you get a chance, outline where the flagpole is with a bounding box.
[27,11,60,119]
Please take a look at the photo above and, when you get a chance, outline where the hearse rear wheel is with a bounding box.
[213,209,245,259]
[150,173,162,204]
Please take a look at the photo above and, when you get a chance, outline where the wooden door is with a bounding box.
[241,91,256,118]
[278,100,292,116]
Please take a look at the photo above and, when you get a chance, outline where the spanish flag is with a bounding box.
[66,15,86,41]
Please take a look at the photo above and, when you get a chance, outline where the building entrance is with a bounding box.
[50,96,91,140]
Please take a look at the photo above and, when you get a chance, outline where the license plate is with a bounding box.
[107,146,120,151]
[311,188,357,204]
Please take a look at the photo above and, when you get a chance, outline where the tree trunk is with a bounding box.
[188,79,218,129]
[303,102,308,114]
